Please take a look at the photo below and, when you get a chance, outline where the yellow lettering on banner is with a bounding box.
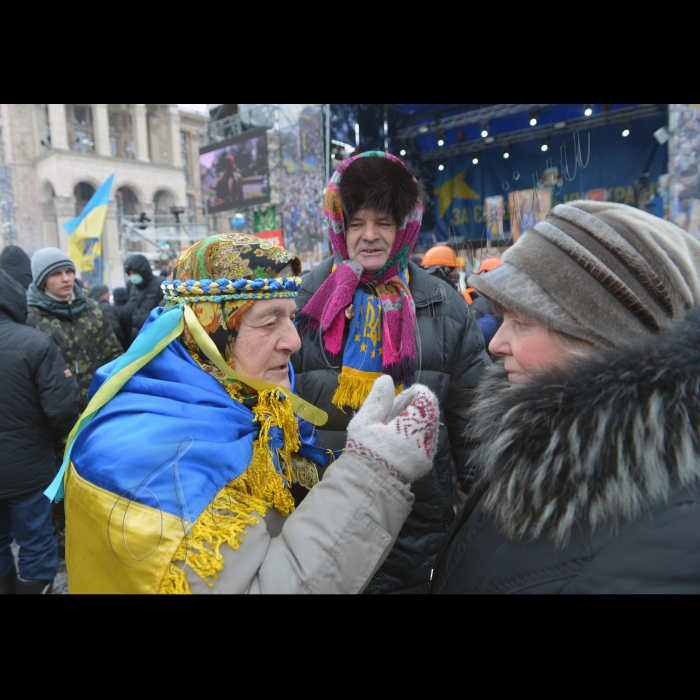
[449,207,470,225]
[474,205,483,223]
[625,185,636,205]
[614,187,626,202]
[364,299,382,346]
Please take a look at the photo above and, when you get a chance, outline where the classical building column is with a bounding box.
[133,104,150,162]
[94,104,111,156]
[47,104,69,150]
[166,104,181,168]
[53,194,76,250]
[103,197,123,289]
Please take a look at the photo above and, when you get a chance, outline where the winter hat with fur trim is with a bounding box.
[468,201,700,347]
[31,247,76,291]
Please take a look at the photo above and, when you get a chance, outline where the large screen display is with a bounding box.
[199,127,269,214]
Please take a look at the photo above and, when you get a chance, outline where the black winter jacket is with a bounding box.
[293,259,490,593]
[124,254,165,345]
[96,297,125,349]
[432,309,700,594]
[0,269,80,500]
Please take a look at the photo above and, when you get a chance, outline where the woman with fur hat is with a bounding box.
[54,234,439,594]
[431,201,700,594]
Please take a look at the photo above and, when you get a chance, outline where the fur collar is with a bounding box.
[471,308,700,545]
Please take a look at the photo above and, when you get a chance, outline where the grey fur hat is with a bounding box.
[468,201,700,347]
[31,247,76,290]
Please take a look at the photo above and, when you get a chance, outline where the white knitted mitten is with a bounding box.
[345,375,440,484]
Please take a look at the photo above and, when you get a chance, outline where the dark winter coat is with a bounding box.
[293,258,490,593]
[26,283,122,412]
[95,297,125,349]
[123,254,166,345]
[432,308,700,594]
[0,269,80,500]
[0,245,32,289]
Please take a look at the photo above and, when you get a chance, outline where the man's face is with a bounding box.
[346,208,397,274]
[44,267,75,301]
[231,298,301,390]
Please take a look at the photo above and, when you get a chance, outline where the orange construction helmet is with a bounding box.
[475,257,502,275]
[462,288,474,305]
[421,245,458,268]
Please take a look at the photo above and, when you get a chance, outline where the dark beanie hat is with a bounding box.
[0,245,32,289]
[112,287,128,303]
[468,201,700,347]
[89,283,109,299]
[31,247,76,290]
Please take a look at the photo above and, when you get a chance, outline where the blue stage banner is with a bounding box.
[432,114,668,241]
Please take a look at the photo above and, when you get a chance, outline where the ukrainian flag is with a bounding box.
[64,174,114,277]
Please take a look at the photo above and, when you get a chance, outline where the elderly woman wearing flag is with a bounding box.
[56,233,439,594]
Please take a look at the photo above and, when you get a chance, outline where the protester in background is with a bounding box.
[123,254,166,346]
[0,269,80,594]
[63,234,439,594]
[0,245,32,289]
[420,245,462,293]
[27,248,122,412]
[26,248,122,557]
[88,283,124,349]
[463,257,504,345]
[293,152,490,594]
[431,201,700,594]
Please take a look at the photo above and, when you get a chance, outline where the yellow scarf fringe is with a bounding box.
[332,369,403,412]
[158,390,299,594]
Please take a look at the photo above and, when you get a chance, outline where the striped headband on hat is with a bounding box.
[468,200,700,347]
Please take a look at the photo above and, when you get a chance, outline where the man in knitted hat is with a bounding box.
[293,152,490,594]
[429,201,700,593]
[27,248,122,412]
[27,248,122,556]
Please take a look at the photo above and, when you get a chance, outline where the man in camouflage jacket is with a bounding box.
[27,248,122,412]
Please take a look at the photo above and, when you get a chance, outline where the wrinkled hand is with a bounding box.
[346,375,439,484]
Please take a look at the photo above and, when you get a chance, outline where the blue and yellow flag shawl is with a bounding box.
[51,235,333,594]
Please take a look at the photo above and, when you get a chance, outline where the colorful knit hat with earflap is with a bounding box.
[295,152,423,408]
[163,233,300,400]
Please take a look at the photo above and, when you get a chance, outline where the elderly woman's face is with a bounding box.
[231,298,301,390]
[489,310,583,384]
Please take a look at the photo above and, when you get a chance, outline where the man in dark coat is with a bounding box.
[0,269,80,594]
[292,153,490,594]
[123,254,166,346]
[0,245,33,289]
[88,283,125,349]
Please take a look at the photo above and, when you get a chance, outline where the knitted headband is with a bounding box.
[163,232,302,303]
[468,201,700,347]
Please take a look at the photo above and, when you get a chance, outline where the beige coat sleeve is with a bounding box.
[184,452,414,594]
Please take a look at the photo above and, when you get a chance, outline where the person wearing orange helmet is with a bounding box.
[464,257,503,345]
[420,245,462,291]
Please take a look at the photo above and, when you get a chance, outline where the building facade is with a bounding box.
[0,104,207,288]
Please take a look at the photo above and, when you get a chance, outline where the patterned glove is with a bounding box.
[345,375,440,484]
